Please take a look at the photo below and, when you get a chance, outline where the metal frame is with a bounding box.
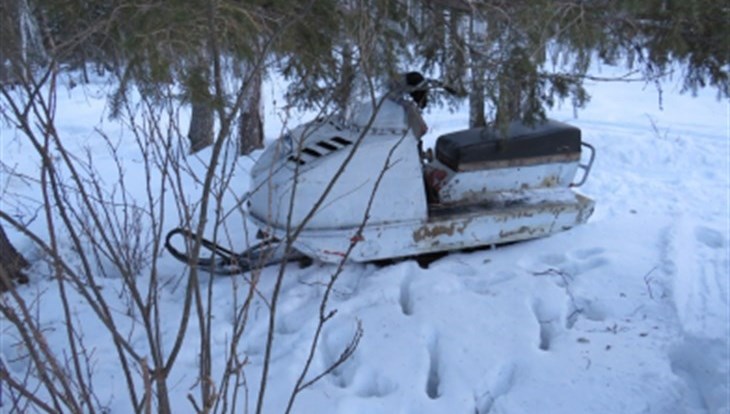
[571,142,596,187]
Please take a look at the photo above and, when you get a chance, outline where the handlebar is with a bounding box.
[399,78,461,96]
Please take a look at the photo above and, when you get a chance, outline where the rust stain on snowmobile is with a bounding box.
[494,209,536,222]
[412,220,471,242]
[541,175,560,188]
[499,225,542,239]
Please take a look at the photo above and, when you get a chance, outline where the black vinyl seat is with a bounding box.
[435,119,582,172]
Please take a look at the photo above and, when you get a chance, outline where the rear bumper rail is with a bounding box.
[571,142,596,187]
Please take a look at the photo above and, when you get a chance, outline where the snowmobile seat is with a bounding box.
[435,119,582,172]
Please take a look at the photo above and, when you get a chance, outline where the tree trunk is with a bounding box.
[187,62,214,154]
[238,62,264,155]
[467,14,487,128]
[469,67,487,128]
[0,223,29,292]
[0,0,46,82]
[188,102,214,153]
[333,43,354,116]
[494,80,522,127]
[0,0,14,83]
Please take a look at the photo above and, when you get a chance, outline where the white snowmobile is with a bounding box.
[166,73,595,274]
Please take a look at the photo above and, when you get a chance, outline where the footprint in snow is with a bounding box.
[463,270,517,296]
[539,253,568,266]
[531,248,611,330]
[399,273,414,316]
[320,320,361,388]
[525,247,609,275]
[517,252,567,273]
[570,246,606,260]
[474,363,516,414]
[566,296,608,329]
[425,330,441,400]
[275,284,319,335]
[353,371,398,398]
[670,336,729,413]
[694,225,725,249]
[551,246,610,276]
[531,298,563,351]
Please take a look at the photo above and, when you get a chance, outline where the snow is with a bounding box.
[1,69,728,414]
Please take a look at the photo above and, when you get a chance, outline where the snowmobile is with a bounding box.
[165,73,595,274]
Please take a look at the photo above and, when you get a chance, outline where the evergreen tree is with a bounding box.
[407,0,727,128]
[3,0,727,147]
[278,0,410,114]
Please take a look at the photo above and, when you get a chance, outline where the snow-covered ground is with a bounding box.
[1,69,728,414]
